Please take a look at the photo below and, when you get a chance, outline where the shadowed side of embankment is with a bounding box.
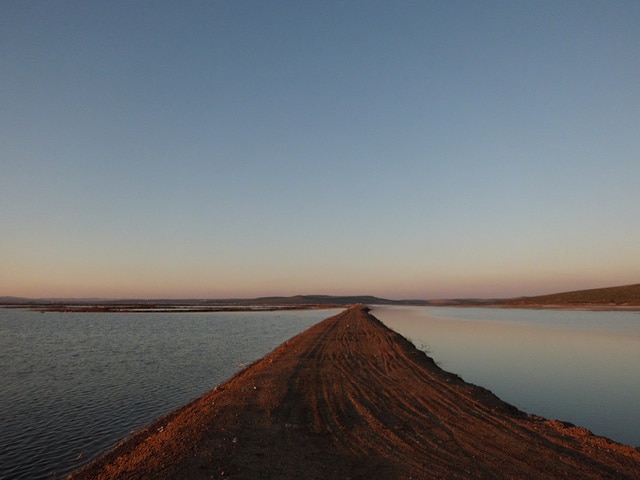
[70,305,640,479]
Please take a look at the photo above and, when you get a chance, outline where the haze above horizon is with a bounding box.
[2,2,639,300]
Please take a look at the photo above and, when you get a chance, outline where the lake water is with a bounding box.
[0,308,343,480]
[372,306,640,448]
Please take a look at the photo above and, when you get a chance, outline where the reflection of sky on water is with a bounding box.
[372,306,640,447]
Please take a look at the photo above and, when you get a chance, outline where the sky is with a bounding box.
[1,1,639,300]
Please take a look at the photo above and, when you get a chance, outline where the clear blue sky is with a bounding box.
[2,1,639,299]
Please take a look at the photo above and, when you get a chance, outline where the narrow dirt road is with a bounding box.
[70,306,640,479]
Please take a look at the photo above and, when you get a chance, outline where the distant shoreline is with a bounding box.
[4,304,344,314]
[440,302,640,312]
[2,301,640,313]
[3,283,639,312]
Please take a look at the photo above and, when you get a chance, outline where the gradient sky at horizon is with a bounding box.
[2,1,639,300]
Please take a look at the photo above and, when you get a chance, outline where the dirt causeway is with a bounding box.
[70,306,640,479]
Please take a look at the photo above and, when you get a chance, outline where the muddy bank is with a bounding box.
[70,306,640,479]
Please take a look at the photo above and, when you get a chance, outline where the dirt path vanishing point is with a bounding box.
[70,306,640,479]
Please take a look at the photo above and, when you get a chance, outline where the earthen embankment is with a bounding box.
[70,306,640,479]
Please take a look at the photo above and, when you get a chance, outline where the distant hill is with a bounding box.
[3,285,639,309]
[504,283,640,306]
[0,295,430,310]
[250,295,429,306]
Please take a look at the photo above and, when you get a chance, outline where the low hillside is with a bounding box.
[251,295,429,306]
[506,283,640,306]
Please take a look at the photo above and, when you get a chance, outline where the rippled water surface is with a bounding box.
[0,308,342,480]
[373,306,640,447]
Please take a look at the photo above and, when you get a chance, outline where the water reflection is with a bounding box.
[372,306,640,447]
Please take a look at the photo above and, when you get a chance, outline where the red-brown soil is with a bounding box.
[70,306,640,479]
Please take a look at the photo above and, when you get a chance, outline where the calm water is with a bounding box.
[0,308,342,480]
[373,306,640,447]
